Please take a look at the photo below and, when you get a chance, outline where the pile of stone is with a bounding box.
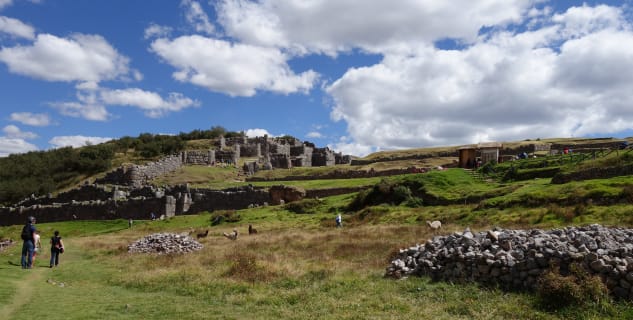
[385,224,633,299]
[128,233,203,254]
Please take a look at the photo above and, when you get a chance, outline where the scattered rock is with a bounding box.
[128,233,203,254]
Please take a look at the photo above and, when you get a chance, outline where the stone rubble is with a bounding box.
[385,224,633,300]
[128,233,203,254]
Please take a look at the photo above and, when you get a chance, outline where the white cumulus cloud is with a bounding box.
[0,137,37,157]
[306,131,322,138]
[244,128,272,137]
[49,135,112,148]
[10,112,51,126]
[150,35,318,96]
[100,88,199,118]
[323,4,633,150]
[0,0,12,10]
[2,124,37,139]
[216,0,537,55]
[0,33,130,83]
[181,0,215,35]
[0,16,35,39]
[144,23,173,40]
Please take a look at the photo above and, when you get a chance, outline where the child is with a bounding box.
[50,230,64,268]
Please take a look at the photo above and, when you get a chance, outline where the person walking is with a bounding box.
[336,213,342,228]
[50,230,64,268]
[20,216,37,269]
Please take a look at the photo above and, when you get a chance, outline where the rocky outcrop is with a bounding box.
[128,233,203,254]
[386,224,633,300]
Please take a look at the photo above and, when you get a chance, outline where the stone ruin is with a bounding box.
[386,224,633,300]
[128,233,203,254]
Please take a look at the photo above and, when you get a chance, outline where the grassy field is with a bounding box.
[3,198,633,319]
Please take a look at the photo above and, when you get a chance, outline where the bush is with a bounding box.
[536,263,609,310]
[210,210,241,225]
[285,199,321,214]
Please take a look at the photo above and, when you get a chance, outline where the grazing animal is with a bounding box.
[426,220,442,231]
[223,229,239,240]
[196,230,209,239]
[248,224,258,235]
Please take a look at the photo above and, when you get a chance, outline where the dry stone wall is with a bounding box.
[386,224,633,300]
[97,155,183,187]
[188,186,270,212]
[552,163,633,184]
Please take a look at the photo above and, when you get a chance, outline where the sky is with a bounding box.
[2,0,633,157]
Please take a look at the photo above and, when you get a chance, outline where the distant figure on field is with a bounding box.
[20,216,36,269]
[150,212,156,221]
[196,230,209,239]
[50,230,64,268]
[223,229,239,240]
[128,218,133,228]
[248,224,258,234]
[336,214,342,228]
[32,230,42,266]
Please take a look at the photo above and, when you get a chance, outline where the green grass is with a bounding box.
[4,194,633,319]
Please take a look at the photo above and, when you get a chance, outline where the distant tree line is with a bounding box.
[0,126,245,205]
[0,144,115,205]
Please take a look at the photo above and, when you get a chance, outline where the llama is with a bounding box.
[196,229,209,239]
[223,229,239,240]
[426,220,442,231]
[248,224,258,235]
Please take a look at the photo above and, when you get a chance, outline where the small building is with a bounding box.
[457,142,503,168]
[479,142,502,164]
[457,145,477,169]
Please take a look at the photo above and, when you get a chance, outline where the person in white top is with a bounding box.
[32,231,42,265]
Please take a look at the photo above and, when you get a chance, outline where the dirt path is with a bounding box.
[0,266,45,319]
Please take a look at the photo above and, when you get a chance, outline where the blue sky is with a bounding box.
[1,0,633,157]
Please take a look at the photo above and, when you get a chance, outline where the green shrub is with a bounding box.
[210,210,241,225]
[285,199,321,214]
[536,263,609,310]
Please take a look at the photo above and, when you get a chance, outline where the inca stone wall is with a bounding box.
[312,148,335,166]
[551,141,627,152]
[182,150,215,165]
[0,197,166,226]
[351,151,458,166]
[0,184,275,226]
[552,163,633,184]
[386,224,633,300]
[97,155,183,187]
[188,186,270,212]
[247,167,426,182]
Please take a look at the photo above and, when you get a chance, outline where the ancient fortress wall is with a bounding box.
[97,155,183,187]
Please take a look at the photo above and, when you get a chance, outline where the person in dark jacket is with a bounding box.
[50,230,64,268]
[20,216,36,269]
